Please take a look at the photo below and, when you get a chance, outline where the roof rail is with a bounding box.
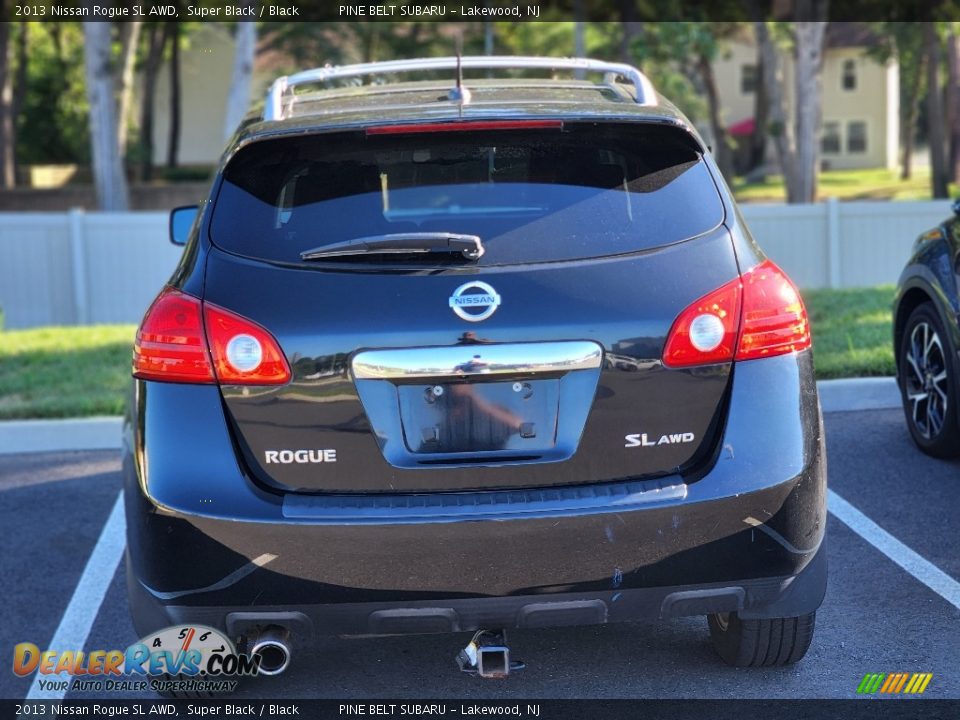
[262,56,657,121]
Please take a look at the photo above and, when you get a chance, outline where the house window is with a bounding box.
[847,121,867,153]
[821,122,841,154]
[842,59,857,91]
[741,64,758,94]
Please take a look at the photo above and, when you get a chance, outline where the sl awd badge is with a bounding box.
[449,281,501,322]
[625,432,695,448]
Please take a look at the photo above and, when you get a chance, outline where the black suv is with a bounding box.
[894,203,960,457]
[125,57,827,674]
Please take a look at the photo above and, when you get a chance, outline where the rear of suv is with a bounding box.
[124,57,826,673]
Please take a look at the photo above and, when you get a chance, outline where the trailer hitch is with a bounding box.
[456,630,525,678]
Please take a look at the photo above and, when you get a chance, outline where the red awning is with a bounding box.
[727,118,756,137]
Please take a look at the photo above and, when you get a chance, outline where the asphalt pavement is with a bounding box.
[1,407,958,700]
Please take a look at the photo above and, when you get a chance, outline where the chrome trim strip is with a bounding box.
[352,341,603,381]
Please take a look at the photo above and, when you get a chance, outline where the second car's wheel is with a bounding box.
[707,612,815,667]
[899,303,960,458]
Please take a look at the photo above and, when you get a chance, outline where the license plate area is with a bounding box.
[352,341,603,469]
[398,379,560,455]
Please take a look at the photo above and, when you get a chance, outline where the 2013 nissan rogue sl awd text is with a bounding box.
[123,57,827,677]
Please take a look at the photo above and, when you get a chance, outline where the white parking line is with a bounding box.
[25,491,126,701]
[829,489,960,611]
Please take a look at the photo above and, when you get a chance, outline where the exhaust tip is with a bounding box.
[250,627,291,676]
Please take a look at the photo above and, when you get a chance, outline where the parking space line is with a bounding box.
[829,489,960,610]
[25,491,126,701]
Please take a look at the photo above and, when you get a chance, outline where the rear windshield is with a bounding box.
[210,124,724,266]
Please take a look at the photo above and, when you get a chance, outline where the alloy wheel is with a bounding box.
[903,321,950,440]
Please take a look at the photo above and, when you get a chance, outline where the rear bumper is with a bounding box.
[127,544,827,641]
[124,351,826,638]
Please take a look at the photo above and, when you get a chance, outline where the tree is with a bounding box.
[868,22,928,180]
[749,40,768,171]
[925,22,949,198]
[755,21,798,198]
[793,19,827,203]
[0,15,15,188]
[947,24,960,182]
[754,15,827,204]
[224,14,257,141]
[167,20,181,169]
[83,21,128,211]
[138,23,168,181]
[116,21,142,159]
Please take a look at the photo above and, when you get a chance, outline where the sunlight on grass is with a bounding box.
[734,167,937,203]
[0,325,136,419]
[804,286,896,379]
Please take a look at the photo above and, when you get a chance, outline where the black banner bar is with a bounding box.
[3,699,960,720]
[4,0,960,24]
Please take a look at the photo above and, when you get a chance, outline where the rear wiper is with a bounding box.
[300,232,484,261]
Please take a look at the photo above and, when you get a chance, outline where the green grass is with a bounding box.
[0,325,135,419]
[734,167,942,203]
[0,288,896,419]
[804,285,896,379]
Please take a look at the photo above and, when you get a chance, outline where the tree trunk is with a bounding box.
[755,20,799,200]
[901,52,925,180]
[749,41,768,171]
[617,0,641,64]
[116,21,142,159]
[139,23,166,181]
[697,53,734,181]
[167,20,181,169]
[0,19,15,188]
[224,13,257,141]
[83,20,129,211]
[947,26,960,183]
[793,21,827,204]
[573,0,586,78]
[926,22,949,199]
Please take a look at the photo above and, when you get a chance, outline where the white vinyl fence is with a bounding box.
[0,199,952,330]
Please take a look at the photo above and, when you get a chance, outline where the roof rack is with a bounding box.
[262,56,657,121]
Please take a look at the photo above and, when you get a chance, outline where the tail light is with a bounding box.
[662,260,810,368]
[203,303,291,384]
[662,276,742,368]
[133,287,290,385]
[735,260,811,361]
[133,288,215,383]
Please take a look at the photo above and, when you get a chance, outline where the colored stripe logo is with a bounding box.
[857,673,933,694]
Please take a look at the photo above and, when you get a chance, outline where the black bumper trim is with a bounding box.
[128,546,827,640]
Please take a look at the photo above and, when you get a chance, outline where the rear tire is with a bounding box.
[707,611,815,667]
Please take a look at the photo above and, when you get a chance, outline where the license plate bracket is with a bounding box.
[397,379,560,454]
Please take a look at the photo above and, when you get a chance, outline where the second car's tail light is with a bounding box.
[735,260,811,361]
[663,259,811,368]
[133,288,290,385]
[203,303,291,384]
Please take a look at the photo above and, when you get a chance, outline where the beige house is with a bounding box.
[710,24,899,171]
[151,24,275,166]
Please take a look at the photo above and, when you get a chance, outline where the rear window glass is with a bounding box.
[210,124,724,266]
